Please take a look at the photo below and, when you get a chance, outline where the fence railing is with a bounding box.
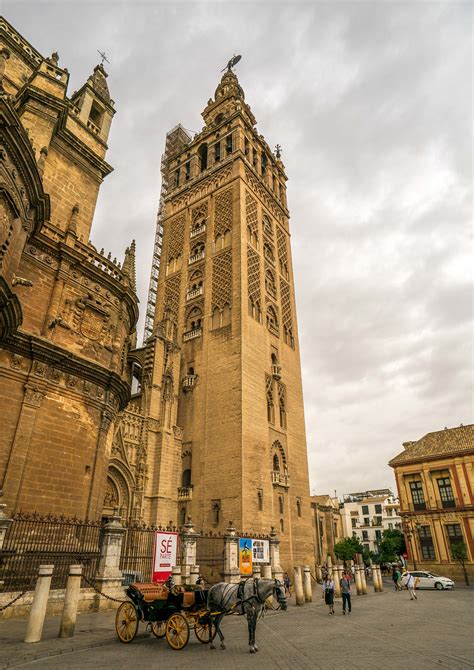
[0,512,102,592]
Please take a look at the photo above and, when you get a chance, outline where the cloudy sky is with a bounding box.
[6,1,472,498]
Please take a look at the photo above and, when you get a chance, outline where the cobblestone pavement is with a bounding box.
[1,585,473,669]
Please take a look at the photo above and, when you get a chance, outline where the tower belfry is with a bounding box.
[138,66,314,567]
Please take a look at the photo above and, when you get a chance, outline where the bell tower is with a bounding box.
[147,65,314,568]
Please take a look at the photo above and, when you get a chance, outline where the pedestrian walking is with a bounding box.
[403,572,418,600]
[340,571,352,615]
[392,565,401,591]
[283,572,292,597]
[322,574,335,615]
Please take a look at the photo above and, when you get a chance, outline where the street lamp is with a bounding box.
[404,519,420,570]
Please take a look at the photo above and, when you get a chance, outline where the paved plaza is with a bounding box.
[1,585,473,669]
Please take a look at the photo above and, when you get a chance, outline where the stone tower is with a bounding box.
[143,67,314,567]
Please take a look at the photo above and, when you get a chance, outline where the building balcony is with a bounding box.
[188,251,205,265]
[182,374,197,392]
[187,286,203,301]
[183,327,202,342]
[272,471,290,488]
[178,486,193,501]
[271,364,282,380]
[190,224,206,239]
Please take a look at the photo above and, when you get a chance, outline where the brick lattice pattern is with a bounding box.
[212,250,232,310]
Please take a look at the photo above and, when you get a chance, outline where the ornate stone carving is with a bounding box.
[211,250,232,310]
[23,383,46,407]
[173,425,183,439]
[9,354,22,370]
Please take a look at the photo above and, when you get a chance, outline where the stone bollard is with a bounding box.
[59,565,82,638]
[171,565,182,586]
[181,564,191,584]
[358,557,367,595]
[190,565,200,585]
[315,565,322,582]
[24,565,54,643]
[253,565,261,579]
[336,563,344,594]
[270,527,284,583]
[294,566,305,606]
[333,565,341,598]
[376,565,384,592]
[354,562,363,595]
[303,565,312,602]
[372,564,380,592]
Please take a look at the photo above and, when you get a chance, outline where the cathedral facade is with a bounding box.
[0,18,138,519]
[112,68,314,567]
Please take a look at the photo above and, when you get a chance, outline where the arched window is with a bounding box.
[182,469,192,488]
[265,269,277,298]
[198,143,208,171]
[297,498,302,518]
[279,496,284,514]
[180,507,186,526]
[186,306,202,332]
[273,454,280,472]
[211,500,221,526]
[262,214,273,238]
[266,305,279,335]
[280,518,284,533]
[257,489,263,511]
[263,242,275,264]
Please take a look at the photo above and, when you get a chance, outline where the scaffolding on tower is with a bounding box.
[143,124,192,344]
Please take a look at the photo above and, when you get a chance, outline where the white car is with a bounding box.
[411,571,455,590]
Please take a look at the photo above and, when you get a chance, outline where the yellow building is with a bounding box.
[311,495,343,565]
[389,424,474,581]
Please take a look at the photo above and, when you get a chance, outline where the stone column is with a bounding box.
[223,521,240,583]
[94,515,125,610]
[190,565,200,585]
[181,518,197,567]
[24,565,54,643]
[336,563,344,593]
[293,566,305,606]
[262,564,272,579]
[171,565,182,585]
[270,527,283,582]
[0,496,12,550]
[58,565,82,638]
[303,565,312,602]
[315,565,322,583]
[181,564,190,584]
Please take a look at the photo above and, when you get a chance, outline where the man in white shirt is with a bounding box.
[403,572,418,600]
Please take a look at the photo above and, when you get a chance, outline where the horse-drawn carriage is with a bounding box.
[115,581,215,650]
[115,577,287,653]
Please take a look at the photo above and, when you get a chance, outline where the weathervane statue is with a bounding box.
[222,54,242,72]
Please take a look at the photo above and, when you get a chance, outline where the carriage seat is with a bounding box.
[131,582,169,602]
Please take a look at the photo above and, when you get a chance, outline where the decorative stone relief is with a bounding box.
[211,250,232,310]
[23,383,46,407]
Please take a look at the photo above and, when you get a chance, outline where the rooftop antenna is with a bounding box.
[97,50,110,66]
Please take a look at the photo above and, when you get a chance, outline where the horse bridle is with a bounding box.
[253,578,286,609]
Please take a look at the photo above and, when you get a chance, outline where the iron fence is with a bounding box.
[195,533,225,584]
[0,512,102,592]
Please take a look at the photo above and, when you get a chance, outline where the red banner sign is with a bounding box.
[152,531,179,583]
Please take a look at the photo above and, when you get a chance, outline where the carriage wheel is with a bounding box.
[194,619,216,644]
[165,613,190,650]
[115,601,139,643]
[151,620,166,638]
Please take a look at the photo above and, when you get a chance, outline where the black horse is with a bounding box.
[207,577,287,653]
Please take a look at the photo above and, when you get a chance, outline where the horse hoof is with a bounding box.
[210,645,215,650]
[250,648,256,654]
[220,644,226,650]
[254,646,259,652]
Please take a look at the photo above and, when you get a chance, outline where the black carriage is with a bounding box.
[115,581,215,650]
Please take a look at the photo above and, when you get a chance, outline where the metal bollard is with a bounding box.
[59,564,82,638]
[294,566,305,606]
[303,565,312,602]
[24,564,54,643]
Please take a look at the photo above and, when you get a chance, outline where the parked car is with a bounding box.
[410,571,455,590]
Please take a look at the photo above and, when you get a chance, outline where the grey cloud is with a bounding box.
[5,0,472,497]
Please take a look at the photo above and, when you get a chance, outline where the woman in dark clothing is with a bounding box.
[322,574,335,614]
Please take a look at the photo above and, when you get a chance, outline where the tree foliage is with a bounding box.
[452,541,470,585]
[377,529,406,563]
[334,536,363,562]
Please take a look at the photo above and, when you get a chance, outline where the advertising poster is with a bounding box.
[152,531,178,583]
[239,537,253,575]
[252,539,269,563]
